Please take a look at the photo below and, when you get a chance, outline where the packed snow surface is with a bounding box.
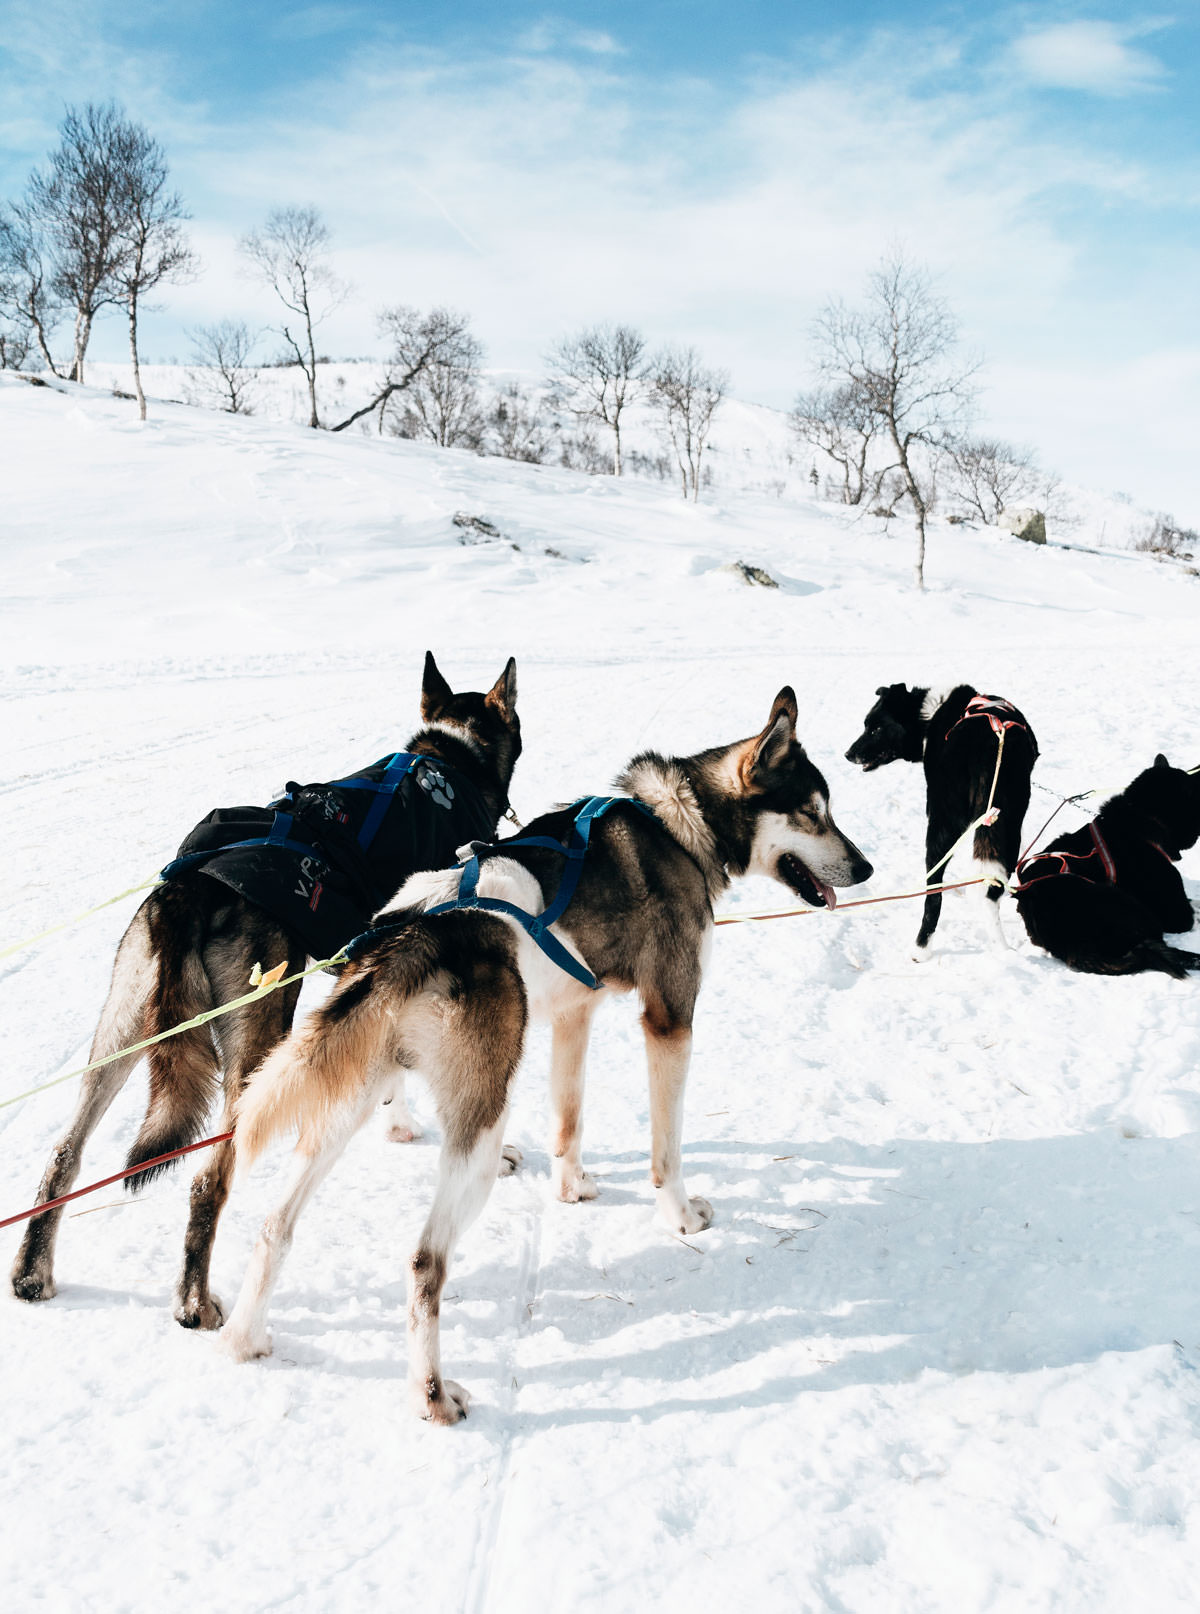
[2,373,1200,1612]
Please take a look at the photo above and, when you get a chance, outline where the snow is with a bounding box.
[3,371,1200,1612]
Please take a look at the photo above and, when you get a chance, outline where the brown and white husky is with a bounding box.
[221,688,873,1424]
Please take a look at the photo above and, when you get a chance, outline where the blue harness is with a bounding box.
[160,751,423,880]
[368,794,655,989]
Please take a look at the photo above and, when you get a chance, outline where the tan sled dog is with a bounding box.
[222,689,872,1423]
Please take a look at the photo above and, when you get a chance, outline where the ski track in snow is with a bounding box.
[3,374,1200,1611]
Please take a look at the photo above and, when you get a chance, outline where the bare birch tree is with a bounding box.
[943,437,1046,523]
[0,324,31,368]
[546,323,648,476]
[812,253,977,588]
[484,381,552,463]
[650,346,729,501]
[330,305,477,434]
[184,321,259,414]
[239,207,346,428]
[391,326,484,448]
[110,128,195,419]
[27,103,143,383]
[0,200,65,374]
[790,380,877,505]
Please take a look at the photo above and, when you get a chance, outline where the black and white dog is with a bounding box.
[1015,755,1200,976]
[845,683,1038,952]
[10,654,521,1327]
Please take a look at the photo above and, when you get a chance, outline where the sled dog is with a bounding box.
[10,654,521,1326]
[1015,754,1200,976]
[221,687,873,1424]
[845,683,1038,951]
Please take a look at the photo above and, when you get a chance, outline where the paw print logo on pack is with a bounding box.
[417,762,456,811]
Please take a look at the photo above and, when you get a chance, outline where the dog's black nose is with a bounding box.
[851,856,874,884]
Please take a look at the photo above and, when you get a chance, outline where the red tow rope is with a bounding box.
[0,1131,234,1231]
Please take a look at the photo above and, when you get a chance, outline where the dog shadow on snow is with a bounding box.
[233,1118,1200,1427]
[488,1125,1200,1429]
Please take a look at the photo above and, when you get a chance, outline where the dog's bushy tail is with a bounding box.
[235,926,441,1169]
[1124,941,1200,979]
[124,884,220,1192]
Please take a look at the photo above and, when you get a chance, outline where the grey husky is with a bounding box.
[10,655,521,1325]
[221,687,873,1424]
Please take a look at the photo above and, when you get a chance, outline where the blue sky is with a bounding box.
[2,2,1198,518]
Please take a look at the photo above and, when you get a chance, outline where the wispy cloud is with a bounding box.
[517,17,626,56]
[1010,19,1167,95]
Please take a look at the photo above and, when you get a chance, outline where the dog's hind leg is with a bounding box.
[174,912,305,1331]
[408,1111,509,1425]
[974,815,1020,954]
[915,820,959,954]
[549,998,599,1203]
[641,1002,711,1237]
[11,904,155,1303]
[221,1095,373,1364]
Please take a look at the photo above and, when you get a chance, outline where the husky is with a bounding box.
[219,687,873,1424]
[1015,754,1200,976]
[10,654,521,1327]
[845,683,1038,952]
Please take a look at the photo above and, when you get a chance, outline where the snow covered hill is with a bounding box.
[3,372,1200,1611]
[83,357,1170,548]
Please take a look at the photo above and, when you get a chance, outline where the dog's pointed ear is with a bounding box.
[875,686,890,698]
[421,651,453,720]
[749,687,798,779]
[486,657,518,721]
[1155,752,1170,770]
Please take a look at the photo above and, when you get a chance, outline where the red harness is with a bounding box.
[1014,821,1117,894]
[946,693,1028,743]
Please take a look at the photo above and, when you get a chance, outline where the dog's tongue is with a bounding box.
[818,877,837,910]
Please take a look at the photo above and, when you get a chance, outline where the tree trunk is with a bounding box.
[613,417,622,477]
[30,310,61,378]
[888,420,927,591]
[128,290,146,421]
[71,309,92,384]
[304,302,319,428]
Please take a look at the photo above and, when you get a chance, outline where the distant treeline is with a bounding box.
[5,102,1190,582]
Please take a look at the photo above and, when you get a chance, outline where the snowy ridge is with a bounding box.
[2,373,1200,1610]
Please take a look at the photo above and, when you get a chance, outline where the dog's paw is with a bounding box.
[554,1164,598,1203]
[11,1268,56,1303]
[386,1120,422,1144]
[498,1144,523,1177]
[220,1322,272,1363]
[414,1377,470,1425]
[660,1195,713,1236]
[175,1292,226,1331]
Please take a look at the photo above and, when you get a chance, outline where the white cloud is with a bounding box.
[517,18,625,56]
[1010,20,1166,95]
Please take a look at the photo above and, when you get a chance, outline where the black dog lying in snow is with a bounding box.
[845,683,1038,951]
[1015,755,1200,976]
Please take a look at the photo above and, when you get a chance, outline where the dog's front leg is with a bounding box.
[407,1112,508,1425]
[549,1000,599,1203]
[642,1013,712,1237]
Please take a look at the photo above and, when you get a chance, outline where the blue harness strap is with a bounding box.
[343,751,423,850]
[422,795,654,990]
[160,756,425,883]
